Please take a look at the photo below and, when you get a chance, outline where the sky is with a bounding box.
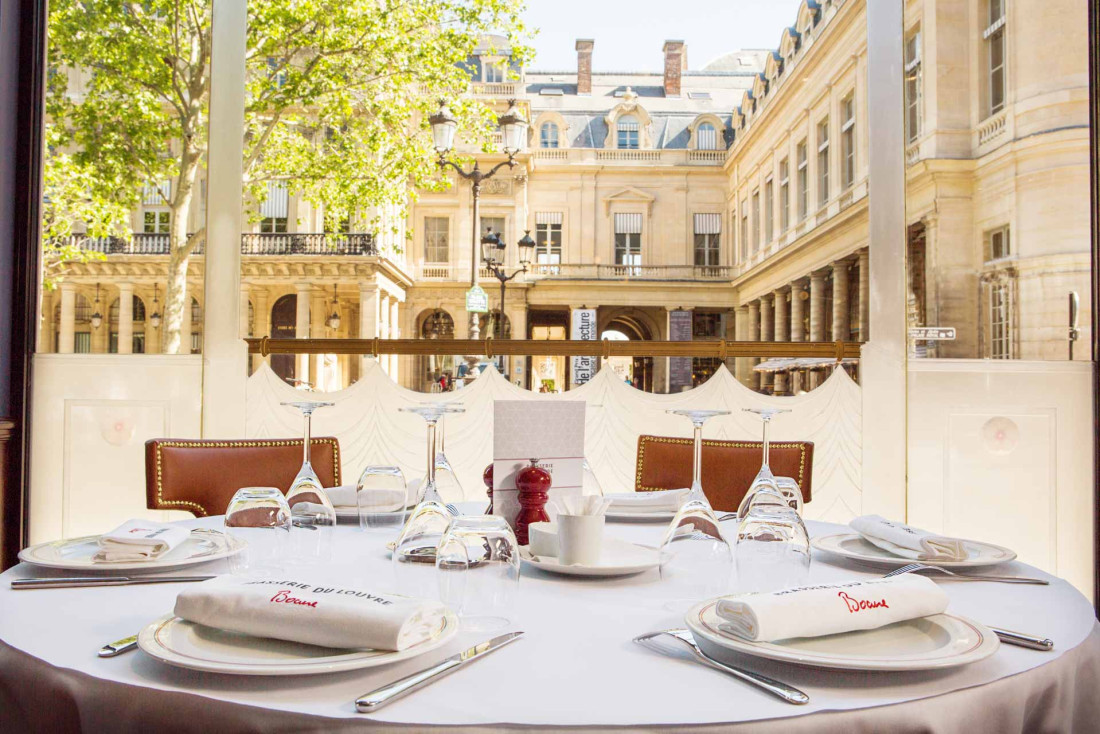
[521,0,804,73]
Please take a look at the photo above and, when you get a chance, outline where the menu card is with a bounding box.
[493,400,585,526]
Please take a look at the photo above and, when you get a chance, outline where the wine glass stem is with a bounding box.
[692,423,703,489]
[302,411,312,467]
[761,418,770,469]
[426,420,438,484]
[439,414,446,454]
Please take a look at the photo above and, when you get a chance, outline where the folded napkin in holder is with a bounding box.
[716,575,949,642]
[93,519,191,563]
[605,488,689,513]
[850,515,968,562]
[325,485,405,513]
[175,576,449,651]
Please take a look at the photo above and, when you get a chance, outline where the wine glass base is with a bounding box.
[459,616,511,633]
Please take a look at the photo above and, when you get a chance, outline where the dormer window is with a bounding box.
[483,59,504,83]
[696,123,718,150]
[540,122,560,149]
[617,115,640,149]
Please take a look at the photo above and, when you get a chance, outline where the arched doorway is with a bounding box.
[602,313,655,392]
[419,309,456,391]
[270,294,297,385]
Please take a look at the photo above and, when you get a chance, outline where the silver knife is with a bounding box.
[98,634,139,658]
[11,575,215,590]
[990,626,1054,651]
[356,631,524,713]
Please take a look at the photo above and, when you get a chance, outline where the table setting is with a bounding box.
[1,400,1098,732]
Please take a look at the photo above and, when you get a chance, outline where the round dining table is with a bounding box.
[1,506,1098,733]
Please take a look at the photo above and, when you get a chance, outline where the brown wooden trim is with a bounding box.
[246,337,862,361]
[1089,0,1100,616]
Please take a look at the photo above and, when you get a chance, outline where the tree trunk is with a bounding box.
[161,145,202,354]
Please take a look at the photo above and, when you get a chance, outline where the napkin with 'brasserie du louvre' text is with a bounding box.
[174,576,448,651]
[93,519,191,563]
[604,488,690,513]
[716,575,948,642]
[323,485,405,512]
[850,514,969,562]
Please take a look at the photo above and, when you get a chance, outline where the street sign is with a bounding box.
[465,285,489,314]
[908,327,956,340]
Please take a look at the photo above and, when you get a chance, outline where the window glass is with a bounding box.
[539,122,559,148]
[817,118,830,206]
[796,141,808,220]
[693,213,721,267]
[841,95,855,189]
[764,179,774,244]
[613,212,642,269]
[535,213,562,265]
[696,122,717,150]
[424,216,449,263]
[779,159,790,232]
[617,115,640,149]
[905,29,922,143]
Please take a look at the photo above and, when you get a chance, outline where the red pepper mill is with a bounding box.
[483,463,494,514]
[514,458,551,545]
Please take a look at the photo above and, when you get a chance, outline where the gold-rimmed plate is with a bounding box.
[17,530,245,574]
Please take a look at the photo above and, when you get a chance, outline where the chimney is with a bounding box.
[663,40,687,97]
[576,39,594,96]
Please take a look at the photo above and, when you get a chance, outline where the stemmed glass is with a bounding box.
[657,409,734,609]
[436,516,520,631]
[281,401,338,562]
[735,489,811,592]
[430,404,465,505]
[224,487,291,576]
[735,407,792,519]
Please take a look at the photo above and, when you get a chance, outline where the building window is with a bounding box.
[191,332,202,355]
[535,212,562,265]
[986,225,1011,261]
[617,116,640,149]
[260,180,289,233]
[484,60,504,83]
[740,201,749,262]
[985,0,1006,116]
[751,190,761,252]
[989,282,1012,359]
[841,95,855,189]
[132,333,146,354]
[817,118,830,206]
[143,210,170,234]
[480,216,505,244]
[613,212,642,270]
[796,141,808,220]
[539,122,559,149]
[905,29,923,143]
[696,122,718,150]
[779,158,790,232]
[693,213,721,267]
[266,57,287,88]
[74,332,91,354]
[764,178,774,244]
[424,216,449,263]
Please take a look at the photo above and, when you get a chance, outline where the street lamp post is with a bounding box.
[429,100,529,342]
[481,229,535,342]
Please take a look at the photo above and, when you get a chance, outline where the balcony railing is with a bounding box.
[532,148,725,166]
[526,263,734,282]
[64,233,377,257]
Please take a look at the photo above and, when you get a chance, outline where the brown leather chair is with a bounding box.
[635,435,813,512]
[144,438,342,517]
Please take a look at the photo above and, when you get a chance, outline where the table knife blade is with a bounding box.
[356,631,524,713]
[98,634,139,658]
[11,575,215,590]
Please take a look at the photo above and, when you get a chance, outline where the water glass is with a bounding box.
[224,487,291,576]
[436,516,520,631]
[392,500,453,599]
[357,466,407,533]
[734,490,811,593]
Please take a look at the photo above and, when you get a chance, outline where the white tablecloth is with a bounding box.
[1,506,1097,732]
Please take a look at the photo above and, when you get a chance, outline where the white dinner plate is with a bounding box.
[604,509,677,522]
[686,598,999,671]
[17,530,246,573]
[137,608,460,676]
[812,533,1017,569]
[519,538,662,577]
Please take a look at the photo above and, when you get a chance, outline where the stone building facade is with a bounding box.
[40,0,1090,394]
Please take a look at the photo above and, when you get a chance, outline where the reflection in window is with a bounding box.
[986,0,1006,116]
[143,210,170,234]
[535,212,562,267]
[905,29,922,143]
[740,201,749,261]
[613,212,642,271]
[693,213,721,267]
[764,178,774,244]
[751,189,760,252]
[260,181,288,233]
[696,122,718,150]
[817,118,830,206]
[424,216,449,263]
[779,158,790,232]
[484,60,504,83]
[539,122,559,148]
[796,140,808,220]
[841,95,855,189]
[989,282,1012,359]
[987,226,1011,261]
[617,116,640,149]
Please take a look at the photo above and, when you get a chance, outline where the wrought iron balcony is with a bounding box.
[525,263,734,282]
[63,232,378,257]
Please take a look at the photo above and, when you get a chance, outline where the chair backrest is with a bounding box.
[635,435,813,512]
[144,438,342,517]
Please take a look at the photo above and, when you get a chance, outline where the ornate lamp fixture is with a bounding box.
[149,284,162,328]
[90,283,103,329]
[326,285,341,330]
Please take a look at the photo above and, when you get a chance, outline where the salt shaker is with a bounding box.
[514,458,551,546]
[483,463,494,514]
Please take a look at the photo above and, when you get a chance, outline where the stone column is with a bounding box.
[58,284,76,354]
[179,290,192,354]
[858,248,870,341]
[117,283,134,354]
[311,289,328,388]
[378,293,391,376]
[734,305,751,386]
[790,281,806,342]
[809,271,826,341]
[252,288,269,373]
[747,300,761,390]
[238,284,250,374]
[358,282,379,374]
[773,290,789,395]
[295,283,311,386]
[389,296,401,380]
[832,260,850,341]
[759,295,774,392]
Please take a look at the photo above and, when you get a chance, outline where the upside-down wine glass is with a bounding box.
[281,400,338,563]
[735,485,811,592]
[735,407,792,519]
[430,404,466,505]
[657,409,734,610]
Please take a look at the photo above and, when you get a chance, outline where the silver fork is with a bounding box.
[884,562,1049,585]
[445,503,461,516]
[633,629,809,705]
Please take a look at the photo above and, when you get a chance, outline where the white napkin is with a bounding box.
[605,489,689,513]
[175,576,449,651]
[850,515,969,562]
[324,485,405,512]
[554,495,612,516]
[716,575,948,642]
[93,519,190,563]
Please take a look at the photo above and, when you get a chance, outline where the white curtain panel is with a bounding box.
[246,361,863,522]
